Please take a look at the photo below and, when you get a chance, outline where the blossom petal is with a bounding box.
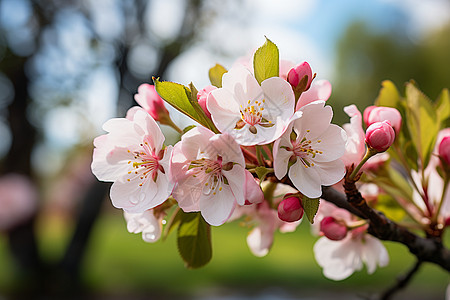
[207,88,241,133]
[361,235,389,274]
[296,79,332,109]
[289,160,322,198]
[260,77,295,122]
[312,124,347,162]
[199,185,236,226]
[222,165,246,205]
[316,159,346,186]
[295,101,332,139]
[221,65,262,105]
[247,227,272,257]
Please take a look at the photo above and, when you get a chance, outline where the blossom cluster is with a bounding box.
[91,38,450,281]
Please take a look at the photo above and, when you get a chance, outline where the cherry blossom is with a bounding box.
[91,108,173,213]
[295,79,332,111]
[273,101,347,198]
[313,201,389,280]
[170,126,246,226]
[207,65,295,146]
[411,128,450,220]
[134,83,170,122]
[230,182,301,257]
[365,121,396,152]
[363,105,402,134]
[124,209,164,243]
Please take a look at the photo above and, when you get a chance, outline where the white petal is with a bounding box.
[260,77,295,122]
[273,144,292,180]
[199,184,236,226]
[208,88,241,133]
[172,173,202,212]
[289,160,322,198]
[210,133,245,167]
[221,65,262,105]
[222,165,246,205]
[361,235,389,274]
[296,101,332,139]
[316,159,346,186]
[312,124,347,162]
[247,227,271,257]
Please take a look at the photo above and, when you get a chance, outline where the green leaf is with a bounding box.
[187,82,219,133]
[253,37,279,85]
[182,125,197,135]
[208,64,228,88]
[405,82,440,167]
[255,166,271,182]
[302,196,320,224]
[374,80,401,109]
[177,212,212,269]
[154,78,200,121]
[436,88,450,129]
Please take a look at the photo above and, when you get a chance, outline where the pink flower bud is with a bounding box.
[438,136,450,166]
[197,85,216,119]
[134,84,169,122]
[320,216,348,241]
[278,196,303,222]
[365,121,395,152]
[363,106,402,134]
[287,62,313,91]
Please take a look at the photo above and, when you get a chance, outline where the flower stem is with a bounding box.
[349,147,378,181]
[433,175,449,223]
[163,118,183,134]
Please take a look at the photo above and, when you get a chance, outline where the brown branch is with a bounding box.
[331,172,450,272]
[379,259,423,300]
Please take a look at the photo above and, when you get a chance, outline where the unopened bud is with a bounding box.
[277,195,303,222]
[320,216,347,241]
[134,84,170,122]
[365,121,395,152]
[363,106,402,134]
[287,62,314,92]
[197,85,216,119]
[438,136,450,167]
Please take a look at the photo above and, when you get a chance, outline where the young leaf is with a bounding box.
[436,88,450,129]
[253,37,279,85]
[405,82,440,167]
[374,80,401,109]
[187,82,220,133]
[154,78,200,121]
[162,207,183,240]
[302,196,320,224]
[177,212,212,269]
[208,64,228,88]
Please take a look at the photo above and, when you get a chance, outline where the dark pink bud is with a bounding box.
[197,85,216,119]
[277,196,303,222]
[287,62,313,91]
[439,136,450,166]
[134,84,169,122]
[365,121,396,152]
[320,216,348,241]
[363,106,402,134]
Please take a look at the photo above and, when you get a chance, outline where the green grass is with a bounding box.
[1,208,449,298]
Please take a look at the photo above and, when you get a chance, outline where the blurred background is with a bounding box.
[0,0,449,299]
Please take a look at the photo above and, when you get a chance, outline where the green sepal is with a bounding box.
[177,212,212,269]
[182,125,197,135]
[302,196,320,224]
[255,166,271,182]
[253,37,279,85]
[208,64,228,88]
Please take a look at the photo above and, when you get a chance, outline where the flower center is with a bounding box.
[289,130,323,168]
[189,156,225,196]
[235,99,274,134]
[127,141,164,185]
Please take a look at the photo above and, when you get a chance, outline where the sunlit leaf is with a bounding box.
[154,78,199,121]
[436,88,450,129]
[302,196,320,224]
[253,37,279,85]
[255,166,271,182]
[187,82,219,133]
[177,212,212,269]
[374,80,401,109]
[208,64,227,88]
[405,82,439,167]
